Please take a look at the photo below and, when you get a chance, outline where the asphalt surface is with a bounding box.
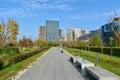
[18,47,85,80]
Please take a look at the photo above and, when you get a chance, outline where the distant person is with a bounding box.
[61,50,63,53]
[60,47,63,54]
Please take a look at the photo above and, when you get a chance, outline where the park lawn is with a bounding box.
[0,48,50,80]
[64,47,120,76]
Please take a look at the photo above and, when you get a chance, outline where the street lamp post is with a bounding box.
[109,37,113,56]
[96,52,99,66]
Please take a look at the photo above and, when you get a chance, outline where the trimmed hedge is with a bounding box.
[8,47,48,64]
[0,58,4,70]
[0,46,19,54]
[73,47,120,57]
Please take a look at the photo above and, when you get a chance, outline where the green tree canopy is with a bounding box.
[90,34,102,47]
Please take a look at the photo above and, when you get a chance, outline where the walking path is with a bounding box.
[18,47,85,80]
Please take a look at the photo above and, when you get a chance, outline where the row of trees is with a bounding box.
[65,34,116,48]
[0,19,50,49]
[19,36,49,49]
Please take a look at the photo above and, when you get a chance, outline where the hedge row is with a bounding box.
[74,47,120,57]
[8,47,49,64]
[0,46,19,54]
[0,58,4,70]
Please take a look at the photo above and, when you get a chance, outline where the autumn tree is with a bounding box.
[6,19,19,46]
[34,39,49,48]
[0,23,5,46]
[34,39,43,48]
[27,38,33,47]
[0,19,19,46]
[42,40,48,47]
[20,36,29,49]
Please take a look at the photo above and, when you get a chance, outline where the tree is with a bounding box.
[19,37,34,49]
[42,40,48,47]
[107,13,120,46]
[34,39,43,48]
[90,34,102,47]
[7,19,19,46]
[0,23,5,46]
[27,38,33,47]
[21,36,29,49]
[77,40,87,47]
[0,19,19,46]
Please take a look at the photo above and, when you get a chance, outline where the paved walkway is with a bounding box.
[18,47,84,80]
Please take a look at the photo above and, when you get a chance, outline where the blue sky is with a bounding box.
[0,0,120,40]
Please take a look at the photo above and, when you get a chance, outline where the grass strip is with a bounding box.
[64,47,120,76]
[0,48,50,80]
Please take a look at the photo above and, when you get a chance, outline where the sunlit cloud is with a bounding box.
[0,8,37,18]
[67,10,120,20]
[0,0,77,18]
[19,0,74,10]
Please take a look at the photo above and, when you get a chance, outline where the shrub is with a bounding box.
[8,47,49,64]
[0,46,19,55]
[75,47,120,57]
[0,58,4,70]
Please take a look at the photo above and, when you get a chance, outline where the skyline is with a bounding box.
[0,0,120,40]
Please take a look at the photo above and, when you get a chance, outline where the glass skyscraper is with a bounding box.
[46,20,59,42]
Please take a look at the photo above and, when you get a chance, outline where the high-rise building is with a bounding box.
[101,24,114,44]
[67,28,89,41]
[59,29,64,38]
[67,28,74,41]
[39,26,46,40]
[89,29,102,38]
[101,17,120,45]
[59,29,65,47]
[46,20,59,42]
[81,30,90,36]
[74,28,82,41]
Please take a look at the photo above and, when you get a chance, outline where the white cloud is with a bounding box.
[11,0,75,10]
[67,10,120,20]
[0,8,36,18]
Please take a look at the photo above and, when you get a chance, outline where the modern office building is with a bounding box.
[81,30,90,35]
[101,17,120,45]
[101,24,114,45]
[59,29,64,38]
[74,28,83,41]
[39,26,46,40]
[46,20,59,42]
[59,29,65,47]
[78,30,90,42]
[89,29,102,38]
[67,28,90,41]
[79,34,89,42]
[66,28,74,41]
[113,17,120,32]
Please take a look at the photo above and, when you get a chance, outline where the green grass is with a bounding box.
[19,47,38,53]
[64,47,120,76]
[0,47,39,60]
[0,48,50,80]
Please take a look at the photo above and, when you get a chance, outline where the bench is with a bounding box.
[70,56,74,63]
[85,66,120,80]
[76,60,94,71]
[74,56,83,62]
[69,56,83,63]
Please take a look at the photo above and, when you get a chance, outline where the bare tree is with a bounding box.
[107,12,120,46]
